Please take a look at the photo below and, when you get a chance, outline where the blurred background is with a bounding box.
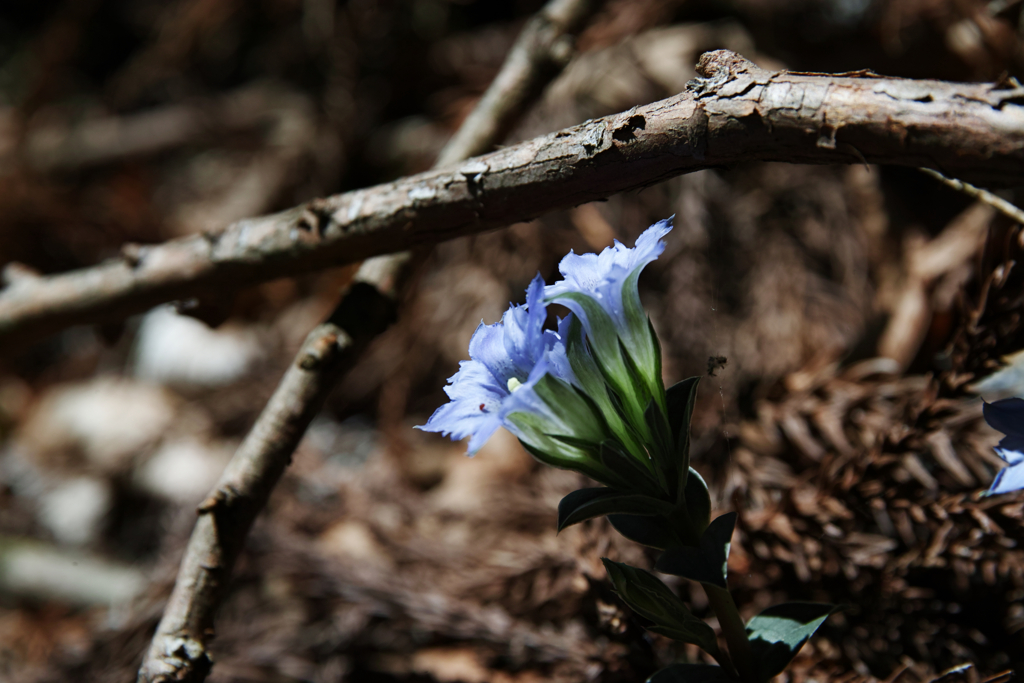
[1,0,1024,681]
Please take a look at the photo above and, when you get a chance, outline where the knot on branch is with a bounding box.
[138,635,212,683]
[695,49,760,80]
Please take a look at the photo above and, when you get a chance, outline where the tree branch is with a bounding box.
[920,167,1024,226]
[135,285,395,683]
[434,0,599,167]
[135,2,601,680]
[4,49,1024,351]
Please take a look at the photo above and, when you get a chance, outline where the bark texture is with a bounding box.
[2,50,1022,350]
[135,284,395,683]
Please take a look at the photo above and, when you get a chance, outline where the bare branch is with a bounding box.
[135,3,600,680]
[434,0,600,167]
[920,167,1024,226]
[4,50,1024,350]
[135,284,395,683]
[6,84,314,173]
[360,0,603,287]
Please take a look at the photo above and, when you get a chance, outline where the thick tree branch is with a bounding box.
[135,285,395,683]
[4,49,1024,351]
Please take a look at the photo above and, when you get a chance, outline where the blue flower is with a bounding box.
[417,276,629,486]
[543,218,672,435]
[417,275,564,454]
[545,218,671,335]
[982,398,1024,495]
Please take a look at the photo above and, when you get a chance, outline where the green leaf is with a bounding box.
[683,467,712,536]
[655,512,737,588]
[648,664,735,683]
[665,377,700,494]
[745,602,839,681]
[609,513,678,550]
[558,488,674,532]
[601,558,721,656]
[644,399,675,487]
[597,441,661,496]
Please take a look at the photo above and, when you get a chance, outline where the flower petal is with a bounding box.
[417,360,506,453]
[418,274,581,455]
[469,320,519,389]
[988,460,1024,495]
[995,446,1024,466]
[543,219,672,427]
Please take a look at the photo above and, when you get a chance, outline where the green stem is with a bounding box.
[703,584,756,683]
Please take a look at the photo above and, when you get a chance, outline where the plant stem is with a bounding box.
[702,584,756,683]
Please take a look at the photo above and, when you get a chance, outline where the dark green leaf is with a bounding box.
[665,377,700,493]
[648,317,665,409]
[700,512,735,585]
[746,602,839,681]
[648,664,735,683]
[683,467,711,536]
[597,441,661,496]
[558,488,674,532]
[644,399,674,474]
[654,545,710,584]
[546,432,600,452]
[655,512,736,588]
[609,513,678,550]
[602,558,720,656]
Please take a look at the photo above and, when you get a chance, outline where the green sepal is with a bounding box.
[665,376,700,496]
[608,513,678,550]
[655,512,737,588]
[557,488,674,532]
[513,429,618,488]
[530,373,608,444]
[620,262,663,398]
[555,291,635,399]
[648,317,665,407]
[601,558,721,657]
[745,602,839,682]
[564,318,645,458]
[648,664,735,683]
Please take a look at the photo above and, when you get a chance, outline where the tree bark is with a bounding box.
[2,50,1022,351]
[134,284,395,683]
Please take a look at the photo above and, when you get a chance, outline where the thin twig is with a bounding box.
[434,0,599,168]
[135,1,602,680]
[920,167,1024,226]
[359,0,604,293]
[135,284,395,683]
[4,50,1024,351]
